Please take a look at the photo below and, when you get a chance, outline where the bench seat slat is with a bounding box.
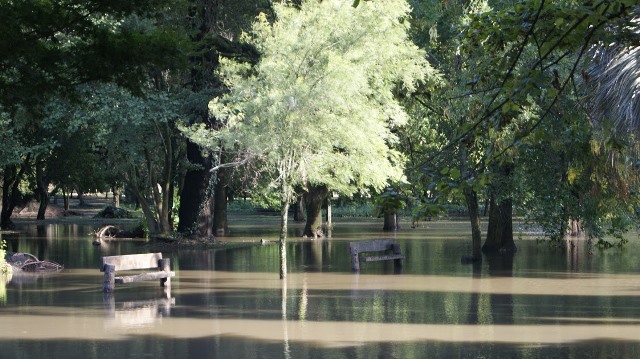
[362,254,404,262]
[115,271,175,284]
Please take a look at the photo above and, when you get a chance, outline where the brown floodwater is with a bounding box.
[2,216,640,358]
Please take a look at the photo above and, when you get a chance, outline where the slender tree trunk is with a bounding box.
[460,142,482,260]
[113,186,121,208]
[213,178,229,234]
[35,160,49,220]
[63,188,70,211]
[128,181,159,235]
[159,126,173,235]
[464,186,482,261]
[279,193,291,280]
[303,185,329,239]
[325,198,332,231]
[76,189,85,206]
[36,193,48,220]
[213,152,229,235]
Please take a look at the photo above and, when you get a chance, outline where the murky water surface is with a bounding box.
[2,217,640,358]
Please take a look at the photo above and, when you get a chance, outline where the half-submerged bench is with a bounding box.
[349,239,404,271]
[100,253,175,293]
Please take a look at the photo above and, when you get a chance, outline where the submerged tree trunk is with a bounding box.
[63,189,70,211]
[482,163,516,254]
[35,159,49,220]
[382,211,400,231]
[303,185,329,239]
[464,186,482,261]
[325,198,332,230]
[482,192,516,253]
[178,141,214,236]
[279,194,291,280]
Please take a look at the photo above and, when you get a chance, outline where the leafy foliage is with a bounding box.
[0,240,11,275]
[202,0,438,204]
[0,0,186,108]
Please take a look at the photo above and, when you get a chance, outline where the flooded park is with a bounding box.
[2,214,640,358]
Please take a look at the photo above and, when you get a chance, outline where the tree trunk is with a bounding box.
[76,190,85,206]
[199,196,214,240]
[213,177,229,235]
[567,218,583,237]
[325,198,332,231]
[213,153,229,235]
[1,167,17,229]
[113,186,121,208]
[482,162,516,254]
[158,140,173,236]
[178,141,214,236]
[35,160,49,220]
[1,160,29,230]
[128,181,160,235]
[383,211,400,231]
[482,192,516,253]
[293,195,305,222]
[63,188,70,211]
[279,194,290,280]
[464,186,482,261]
[303,185,329,239]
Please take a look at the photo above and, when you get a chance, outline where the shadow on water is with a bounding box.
[3,220,640,357]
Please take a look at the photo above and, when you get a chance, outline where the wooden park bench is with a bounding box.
[100,252,175,293]
[349,239,404,271]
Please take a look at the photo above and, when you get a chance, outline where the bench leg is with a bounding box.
[159,258,171,288]
[103,264,115,293]
[351,252,360,271]
[393,258,403,274]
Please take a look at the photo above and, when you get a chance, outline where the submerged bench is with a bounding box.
[100,252,175,293]
[349,239,404,271]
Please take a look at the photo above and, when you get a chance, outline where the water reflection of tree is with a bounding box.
[467,254,515,325]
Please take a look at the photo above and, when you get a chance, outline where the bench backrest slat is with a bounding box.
[100,253,163,272]
[349,239,397,254]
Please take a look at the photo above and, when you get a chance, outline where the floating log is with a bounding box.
[95,225,121,238]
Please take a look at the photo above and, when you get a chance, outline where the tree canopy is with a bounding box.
[2,0,640,261]
[187,0,438,277]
